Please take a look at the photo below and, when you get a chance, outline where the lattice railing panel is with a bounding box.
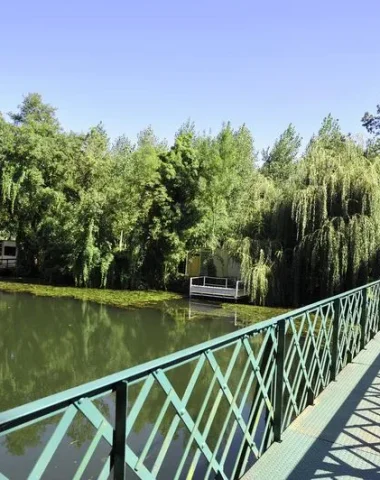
[366,283,380,342]
[282,302,334,431]
[338,290,363,370]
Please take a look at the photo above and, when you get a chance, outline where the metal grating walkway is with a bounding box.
[242,333,380,480]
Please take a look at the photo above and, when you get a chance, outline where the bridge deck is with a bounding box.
[243,333,380,480]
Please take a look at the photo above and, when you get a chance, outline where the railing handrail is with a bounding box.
[0,258,16,267]
[1,278,379,433]
[191,276,238,281]
[203,276,236,281]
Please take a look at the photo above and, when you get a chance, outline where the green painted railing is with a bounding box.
[1,280,380,479]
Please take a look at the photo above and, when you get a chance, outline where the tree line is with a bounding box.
[1,93,380,306]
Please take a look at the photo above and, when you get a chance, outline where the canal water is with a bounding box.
[0,292,269,479]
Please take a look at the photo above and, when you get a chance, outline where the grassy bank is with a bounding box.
[0,280,292,322]
[222,303,291,325]
[0,281,182,308]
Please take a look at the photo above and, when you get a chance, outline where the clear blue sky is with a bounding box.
[1,0,379,151]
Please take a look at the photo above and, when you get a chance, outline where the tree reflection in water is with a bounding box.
[1,293,268,478]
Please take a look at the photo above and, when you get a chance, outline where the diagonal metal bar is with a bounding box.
[27,405,77,480]
[205,348,262,457]
[76,398,155,479]
[173,361,220,480]
[241,337,275,418]
[98,457,112,480]
[183,340,244,478]
[310,306,333,393]
[153,368,229,480]
[73,421,107,480]
[210,344,265,425]
[135,393,174,471]
[232,352,277,478]
[284,317,311,405]
[305,309,328,393]
[221,328,277,471]
[284,321,313,414]
[288,316,314,389]
[151,353,207,477]
[125,374,155,436]
[204,338,261,478]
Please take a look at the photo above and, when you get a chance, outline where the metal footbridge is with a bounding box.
[1,280,380,479]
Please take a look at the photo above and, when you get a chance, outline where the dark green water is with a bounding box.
[0,292,260,479]
[0,292,239,410]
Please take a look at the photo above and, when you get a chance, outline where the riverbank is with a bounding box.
[0,281,182,308]
[0,280,291,323]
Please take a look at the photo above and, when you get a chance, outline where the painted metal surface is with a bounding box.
[242,333,380,479]
[0,280,379,479]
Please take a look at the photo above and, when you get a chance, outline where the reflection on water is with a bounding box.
[0,294,239,409]
[1,292,261,478]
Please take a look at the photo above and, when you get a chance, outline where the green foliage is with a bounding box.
[1,94,380,307]
[196,123,256,250]
[290,130,380,302]
[233,114,380,306]
[0,281,181,307]
[262,124,301,182]
[362,104,380,136]
[362,105,380,156]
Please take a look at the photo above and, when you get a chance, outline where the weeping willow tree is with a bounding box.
[234,117,380,306]
[291,128,380,303]
[227,171,287,305]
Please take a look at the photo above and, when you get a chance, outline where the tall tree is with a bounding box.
[362,104,380,156]
[141,132,203,286]
[2,94,73,277]
[262,124,301,182]
[362,105,380,137]
[196,123,256,251]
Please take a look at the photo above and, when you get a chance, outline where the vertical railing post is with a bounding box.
[225,278,228,288]
[203,276,206,286]
[370,288,376,340]
[360,288,368,350]
[113,381,127,479]
[331,298,340,381]
[378,287,380,333]
[274,319,285,442]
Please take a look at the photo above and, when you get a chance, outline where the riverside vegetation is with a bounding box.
[0,281,286,324]
[0,281,181,308]
[1,94,380,306]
